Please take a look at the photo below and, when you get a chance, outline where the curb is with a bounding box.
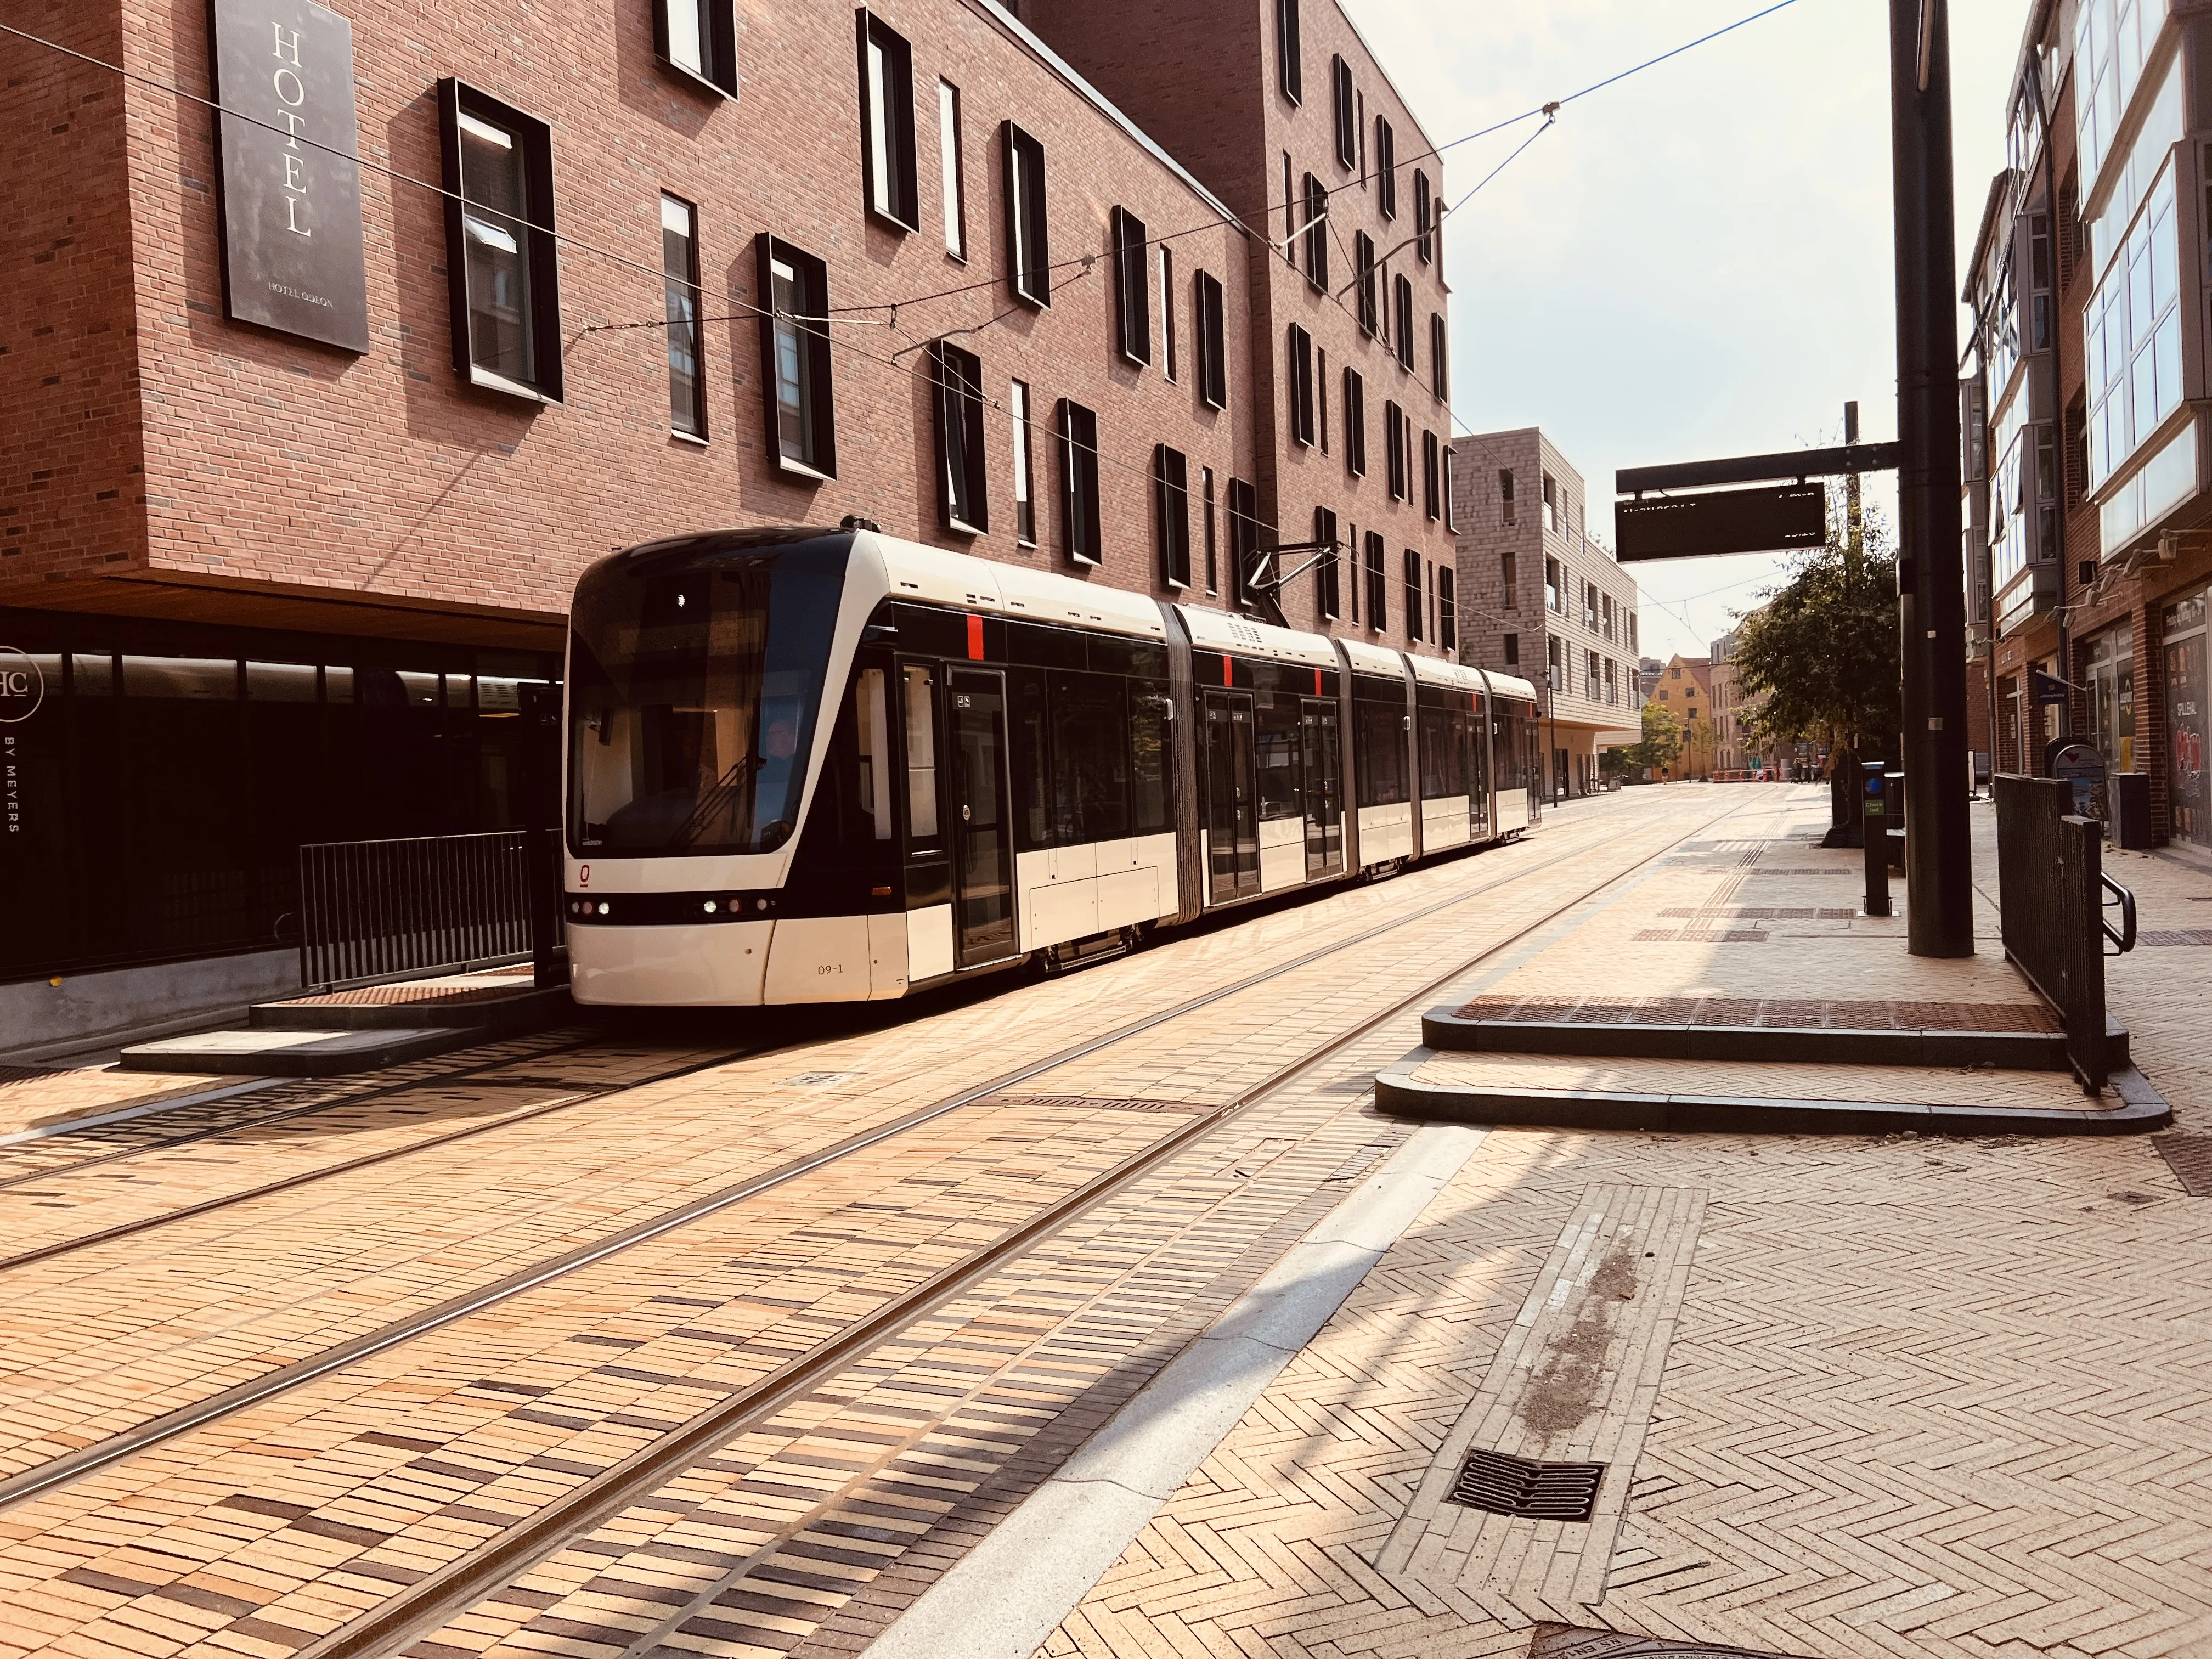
[1419,1005,2087,1071]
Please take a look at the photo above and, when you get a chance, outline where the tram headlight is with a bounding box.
[597,902,610,916]
[703,900,718,914]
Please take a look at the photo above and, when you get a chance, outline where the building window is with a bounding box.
[1160,246,1177,381]
[1587,649,1600,697]
[1316,506,1340,619]
[1404,549,1422,641]
[1604,658,1617,704]
[1430,314,1448,402]
[1584,581,1598,631]
[1318,347,1330,453]
[655,0,738,96]
[1364,531,1387,630]
[1344,366,1366,476]
[1288,324,1316,447]
[661,194,704,438]
[1302,173,1329,290]
[757,234,835,478]
[1501,550,1516,609]
[1229,478,1261,606]
[1112,206,1152,365]
[1003,122,1051,307]
[1393,274,1414,369]
[1375,115,1396,217]
[1542,472,1557,533]
[1195,269,1227,408]
[1346,520,1359,621]
[1548,636,1562,693]
[1203,465,1218,593]
[441,82,562,402]
[1011,378,1037,545]
[938,79,966,258]
[1443,445,1457,532]
[1277,0,1302,102]
[1421,429,1440,520]
[930,340,987,534]
[1058,398,1102,564]
[1330,54,1355,170]
[1503,631,1519,666]
[1282,152,1296,264]
[1440,567,1457,652]
[1500,467,1515,526]
[857,12,919,232]
[1544,555,1560,612]
[1414,168,1432,262]
[1355,232,1378,335]
[1385,401,1407,500]
[1155,444,1191,589]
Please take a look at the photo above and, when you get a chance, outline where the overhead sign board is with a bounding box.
[209,0,371,352]
[1615,482,1828,562]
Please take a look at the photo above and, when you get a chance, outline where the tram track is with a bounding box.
[0,813,1630,1283]
[0,803,1701,1525]
[289,792,1756,1659]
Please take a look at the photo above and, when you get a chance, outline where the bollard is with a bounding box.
[1863,761,1892,917]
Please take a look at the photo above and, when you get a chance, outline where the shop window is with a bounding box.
[441,82,562,402]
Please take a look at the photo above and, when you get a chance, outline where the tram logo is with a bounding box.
[0,647,44,724]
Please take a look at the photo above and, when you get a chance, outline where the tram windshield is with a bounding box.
[568,541,848,856]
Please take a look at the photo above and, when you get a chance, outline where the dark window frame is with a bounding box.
[1011,375,1037,545]
[1228,477,1262,608]
[1443,445,1457,533]
[1440,566,1457,651]
[1195,269,1228,409]
[661,191,706,439]
[1385,399,1406,500]
[1003,121,1051,308]
[1111,205,1152,366]
[1058,397,1102,565]
[1330,55,1355,170]
[1302,173,1329,291]
[1315,506,1340,619]
[1355,232,1378,335]
[1404,548,1422,641]
[654,0,740,99]
[1393,273,1414,369]
[1364,530,1387,630]
[1430,312,1448,402]
[439,79,563,404]
[755,232,837,480]
[1203,465,1219,594]
[1414,168,1432,262]
[1155,444,1191,589]
[856,9,921,233]
[1422,428,1440,521]
[929,338,988,535]
[1288,323,1316,448]
[1375,115,1396,217]
[1344,366,1366,477]
[1277,0,1302,103]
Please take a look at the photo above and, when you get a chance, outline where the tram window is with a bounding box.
[1256,696,1302,821]
[1354,693,1408,806]
[1012,671,1052,848]
[1048,671,1128,842]
[1419,706,1464,798]
[854,668,893,840]
[902,663,940,843]
[1131,685,1171,834]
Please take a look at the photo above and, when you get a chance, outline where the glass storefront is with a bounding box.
[2086,624,2136,774]
[0,608,561,981]
[2165,590,2208,848]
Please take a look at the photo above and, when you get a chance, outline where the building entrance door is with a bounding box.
[2165,592,2209,848]
[947,668,1018,966]
[1203,690,1260,902]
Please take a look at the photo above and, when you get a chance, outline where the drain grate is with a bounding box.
[2151,1133,2212,1196]
[1446,1448,1604,1521]
[981,1093,1207,1115]
[2139,928,2212,946]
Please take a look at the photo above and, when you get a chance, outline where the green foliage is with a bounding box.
[1731,506,1901,765]
[1629,700,1684,771]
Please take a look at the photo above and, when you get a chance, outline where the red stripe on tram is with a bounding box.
[1221,652,1233,686]
[967,613,985,661]
[1314,667,1324,696]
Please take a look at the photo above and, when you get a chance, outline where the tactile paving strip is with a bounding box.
[1457,994,2062,1031]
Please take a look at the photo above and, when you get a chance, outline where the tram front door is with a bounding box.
[947,668,1018,966]
[1204,690,1260,904]
[1301,698,1342,876]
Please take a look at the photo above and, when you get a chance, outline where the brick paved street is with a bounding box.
[1,786,2207,1659]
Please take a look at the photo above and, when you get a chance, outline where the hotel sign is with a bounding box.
[209,0,370,352]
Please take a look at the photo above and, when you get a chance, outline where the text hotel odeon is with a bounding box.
[0,0,1457,1001]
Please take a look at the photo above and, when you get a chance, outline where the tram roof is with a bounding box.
[1335,636,1409,680]
[1407,654,1486,693]
[1478,669,1541,703]
[867,531,1169,642]
[1174,606,1339,669]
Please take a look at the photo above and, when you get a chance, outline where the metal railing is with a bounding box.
[298,828,562,991]
[1994,775,2136,1091]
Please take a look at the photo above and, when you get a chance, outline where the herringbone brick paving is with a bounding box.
[1041,789,2212,1659]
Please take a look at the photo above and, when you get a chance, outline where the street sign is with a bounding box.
[1615,482,1828,562]
[2030,668,2070,706]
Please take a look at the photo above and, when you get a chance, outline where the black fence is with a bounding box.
[1994,775,2136,1091]
[298,828,562,991]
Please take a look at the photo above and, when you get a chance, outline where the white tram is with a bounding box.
[561,526,1541,1006]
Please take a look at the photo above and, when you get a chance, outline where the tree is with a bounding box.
[1629,700,1684,773]
[1730,506,1901,768]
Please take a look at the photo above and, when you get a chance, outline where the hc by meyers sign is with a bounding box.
[210,0,370,353]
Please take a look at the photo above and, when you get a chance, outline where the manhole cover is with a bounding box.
[1530,1625,1819,1659]
[2151,1133,2212,1197]
[782,1071,860,1088]
[1446,1448,1603,1522]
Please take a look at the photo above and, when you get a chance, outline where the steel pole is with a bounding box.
[1890,0,1973,955]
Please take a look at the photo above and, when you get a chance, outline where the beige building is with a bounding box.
[1451,427,1641,799]
[1647,654,1717,779]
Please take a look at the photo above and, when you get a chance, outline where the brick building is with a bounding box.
[1449,427,1641,799]
[0,0,1455,1019]
[1647,653,1715,780]
[1967,0,2212,853]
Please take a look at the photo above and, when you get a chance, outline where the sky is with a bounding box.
[1348,0,2027,663]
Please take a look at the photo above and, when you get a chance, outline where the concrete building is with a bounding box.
[1449,427,1641,800]
[1966,0,2212,851]
[0,0,1456,1030]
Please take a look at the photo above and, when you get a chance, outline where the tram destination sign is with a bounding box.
[1614,482,1829,562]
[208,0,371,353]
